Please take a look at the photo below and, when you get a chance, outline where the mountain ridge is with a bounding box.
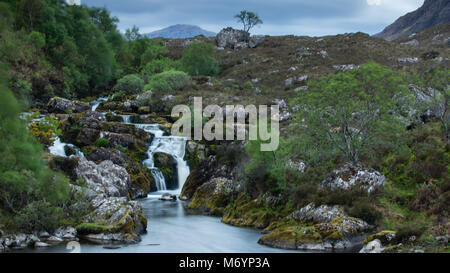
[146,24,216,39]
[374,0,450,41]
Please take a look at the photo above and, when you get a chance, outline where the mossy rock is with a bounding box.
[187,178,232,216]
[154,152,178,189]
[126,161,155,198]
[258,227,298,250]
[364,230,397,245]
[222,194,279,229]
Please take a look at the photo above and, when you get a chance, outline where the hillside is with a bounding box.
[375,0,450,41]
[146,24,216,39]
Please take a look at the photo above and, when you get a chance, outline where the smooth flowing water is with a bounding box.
[24,193,303,253]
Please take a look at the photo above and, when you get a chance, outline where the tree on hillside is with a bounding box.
[234,10,263,33]
[180,42,219,76]
[0,68,69,231]
[421,66,450,144]
[125,25,141,41]
[293,62,413,164]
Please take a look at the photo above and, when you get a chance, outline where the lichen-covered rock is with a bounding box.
[272,99,291,122]
[216,27,250,49]
[314,216,370,242]
[286,159,306,172]
[359,239,384,253]
[291,203,346,224]
[54,226,77,241]
[408,84,444,121]
[136,91,153,107]
[47,97,90,113]
[77,196,147,243]
[75,156,130,197]
[320,163,386,193]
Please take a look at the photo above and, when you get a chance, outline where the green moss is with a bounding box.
[364,230,397,245]
[76,223,115,234]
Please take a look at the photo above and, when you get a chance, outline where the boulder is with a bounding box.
[249,35,265,48]
[216,27,250,49]
[54,226,77,241]
[291,203,346,223]
[359,239,384,253]
[87,148,127,166]
[187,177,237,215]
[180,156,233,200]
[136,91,153,107]
[160,193,177,201]
[79,196,147,242]
[272,99,291,122]
[47,97,90,113]
[320,163,386,193]
[75,156,130,197]
[34,241,50,248]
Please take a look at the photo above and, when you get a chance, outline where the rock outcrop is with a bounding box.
[47,97,91,114]
[320,164,386,193]
[216,27,264,49]
[75,156,130,198]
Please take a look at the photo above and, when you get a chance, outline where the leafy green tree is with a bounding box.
[125,25,141,41]
[234,10,263,33]
[293,62,412,164]
[0,70,69,231]
[180,42,219,76]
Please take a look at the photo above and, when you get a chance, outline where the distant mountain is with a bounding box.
[146,24,216,39]
[374,0,450,41]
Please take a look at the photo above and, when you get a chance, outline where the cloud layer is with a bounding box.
[83,0,424,36]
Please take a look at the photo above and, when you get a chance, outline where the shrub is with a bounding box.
[113,74,144,94]
[395,222,428,243]
[28,31,46,50]
[142,57,178,77]
[146,70,191,93]
[347,201,382,225]
[96,138,110,147]
[180,42,219,76]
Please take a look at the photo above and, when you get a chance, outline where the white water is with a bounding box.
[48,136,84,157]
[120,115,132,124]
[90,96,109,111]
[134,124,190,193]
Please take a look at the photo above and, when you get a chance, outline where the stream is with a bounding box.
[21,99,306,253]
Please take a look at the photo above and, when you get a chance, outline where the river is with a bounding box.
[21,191,306,253]
[17,99,307,253]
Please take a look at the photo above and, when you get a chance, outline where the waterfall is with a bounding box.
[48,136,84,157]
[134,124,190,192]
[120,115,132,124]
[90,96,109,111]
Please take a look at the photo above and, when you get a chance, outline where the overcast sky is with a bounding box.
[81,0,424,36]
